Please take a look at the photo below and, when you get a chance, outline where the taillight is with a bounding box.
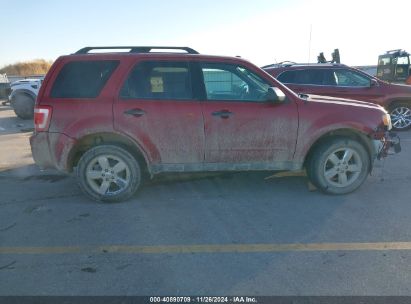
[34,106,52,132]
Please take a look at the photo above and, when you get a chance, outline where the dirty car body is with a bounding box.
[30,47,398,202]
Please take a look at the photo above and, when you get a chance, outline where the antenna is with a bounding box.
[308,24,312,64]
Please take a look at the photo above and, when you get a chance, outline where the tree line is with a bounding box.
[0,59,53,76]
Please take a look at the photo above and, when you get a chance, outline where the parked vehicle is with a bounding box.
[9,78,43,119]
[30,46,398,202]
[376,49,411,84]
[0,74,11,102]
[263,63,411,130]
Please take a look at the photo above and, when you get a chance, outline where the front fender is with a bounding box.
[294,121,376,165]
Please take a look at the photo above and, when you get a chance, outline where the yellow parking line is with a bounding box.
[2,242,411,255]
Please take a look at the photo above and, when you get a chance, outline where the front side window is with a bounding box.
[120,61,192,100]
[51,60,119,98]
[333,69,371,87]
[396,56,410,65]
[201,63,270,102]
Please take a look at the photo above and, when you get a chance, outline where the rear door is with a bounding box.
[113,60,204,164]
[197,62,298,164]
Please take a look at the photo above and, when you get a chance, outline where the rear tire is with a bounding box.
[307,137,370,195]
[76,145,141,202]
[12,94,35,119]
[389,102,411,131]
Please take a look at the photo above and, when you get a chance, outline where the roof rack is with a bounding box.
[262,62,346,69]
[75,46,199,55]
[384,49,409,56]
[262,61,297,69]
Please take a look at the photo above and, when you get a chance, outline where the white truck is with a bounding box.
[9,77,43,119]
[0,74,10,103]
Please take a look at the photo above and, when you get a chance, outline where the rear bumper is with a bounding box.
[30,132,76,172]
[30,132,53,169]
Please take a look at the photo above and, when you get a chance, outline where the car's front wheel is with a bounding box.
[307,137,370,195]
[76,145,141,202]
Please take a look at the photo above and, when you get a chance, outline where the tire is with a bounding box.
[12,94,35,119]
[389,102,411,131]
[307,137,370,195]
[76,145,141,202]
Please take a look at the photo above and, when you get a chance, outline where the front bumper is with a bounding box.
[374,132,401,160]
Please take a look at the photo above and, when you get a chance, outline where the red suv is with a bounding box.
[30,46,398,202]
[263,63,411,130]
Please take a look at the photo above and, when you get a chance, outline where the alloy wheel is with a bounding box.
[323,148,362,188]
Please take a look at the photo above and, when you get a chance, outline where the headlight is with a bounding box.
[382,113,392,130]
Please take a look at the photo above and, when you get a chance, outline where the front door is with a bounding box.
[326,68,384,102]
[197,62,298,165]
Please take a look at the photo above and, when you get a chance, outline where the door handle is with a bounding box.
[212,110,233,119]
[124,108,146,117]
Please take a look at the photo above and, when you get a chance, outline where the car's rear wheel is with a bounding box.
[307,137,370,195]
[76,145,141,202]
[12,93,35,119]
[390,102,411,131]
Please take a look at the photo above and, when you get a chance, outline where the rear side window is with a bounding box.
[120,61,192,100]
[278,69,336,86]
[50,60,119,98]
[277,70,297,83]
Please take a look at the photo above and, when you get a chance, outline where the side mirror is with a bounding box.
[370,79,379,87]
[267,87,286,103]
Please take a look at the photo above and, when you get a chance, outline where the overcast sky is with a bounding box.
[1,0,410,68]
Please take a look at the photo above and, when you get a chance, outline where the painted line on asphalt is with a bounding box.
[2,242,411,255]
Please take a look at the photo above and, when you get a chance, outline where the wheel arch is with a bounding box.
[385,98,411,109]
[10,89,36,101]
[303,128,374,170]
[67,132,151,177]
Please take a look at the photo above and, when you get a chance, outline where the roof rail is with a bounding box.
[75,46,199,55]
[261,61,297,69]
[384,49,409,56]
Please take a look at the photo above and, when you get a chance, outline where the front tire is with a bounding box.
[76,145,141,202]
[307,137,370,195]
[12,94,35,119]
[390,102,411,131]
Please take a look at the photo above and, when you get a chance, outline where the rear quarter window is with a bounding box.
[50,60,119,98]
